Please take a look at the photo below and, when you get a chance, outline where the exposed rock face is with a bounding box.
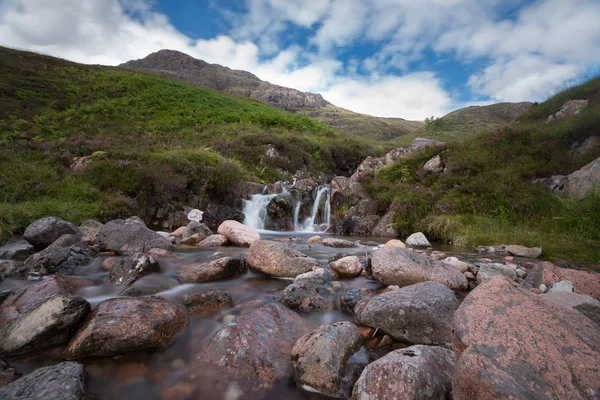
[355,281,459,345]
[452,276,600,400]
[352,346,455,400]
[405,232,431,248]
[0,240,35,261]
[329,256,362,278]
[292,322,364,398]
[541,292,600,326]
[536,156,600,199]
[196,234,229,248]
[177,256,248,283]
[370,210,397,238]
[525,261,600,300]
[217,220,260,247]
[278,282,334,312]
[505,244,542,258]
[265,194,295,231]
[184,289,233,315]
[22,234,94,277]
[322,238,357,248]
[0,361,84,400]
[371,247,468,290]
[109,253,161,286]
[547,99,590,122]
[23,216,81,250]
[0,276,90,355]
[96,218,173,255]
[248,240,318,278]
[63,297,187,359]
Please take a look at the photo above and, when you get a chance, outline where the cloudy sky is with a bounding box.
[1,0,599,120]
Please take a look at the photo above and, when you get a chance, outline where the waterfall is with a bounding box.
[242,191,280,230]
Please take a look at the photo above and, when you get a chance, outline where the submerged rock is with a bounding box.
[23,216,81,250]
[0,361,84,400]
[96,218,173,255]
[278,282,334,312]
[248,240,318,278]
[177,256,248,283]
[184,289,233,315]
[217,220,260,247]
[322,238,357,248]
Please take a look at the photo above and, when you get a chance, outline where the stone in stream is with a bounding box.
[96,218,173,255]
[0,358,19,387]
[505,244,542,258]
[109,253,161,286]
[118,274,180,297]
[181,220,213,241]
[216,220,260,247]
[248,240,318,278]
[183,289,233,315]
[176,256,248,283]
[329,256,363,278]
[525,261,600,300]
[322,238,357,248]
[452,276,600,400]
[0,240,35,261]
[405,232,431,248]
[21,234,95,277]
[0,276,90,356]
[371,247,468,291]
[196,234,229,248]
[541,292,600,326]
[23,216,82,250]
[0,361,84,400]
[292,322,364,398]
[339,287,363,315]
[294,267,338,284]
[475,262,518,284]
[352,345,455,400]
[383,239,406,248]
[63,297,187,359]
[278,282,335,313]
[355,281,459,345]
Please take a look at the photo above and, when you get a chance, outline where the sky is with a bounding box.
[1,0,599,120]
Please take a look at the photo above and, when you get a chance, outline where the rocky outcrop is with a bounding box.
[370,210,397,238]
[452,276,600,400]
[217,220,260,247]
[96,218,173,255]
[278,282,334,312]
[352,346,455,400]
[109,253,161,286]
[535,156,600,199]
[547,99,589,123]
[23,216,81,250]
[0,361,84,400]
[541,292,600,326]
[248,240,318,278]
[525,261,600,300]
[21,234,94,277]
[177,256,248,283]
[355,281,459,345]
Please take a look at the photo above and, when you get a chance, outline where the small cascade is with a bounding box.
[242,191,281,230]
[294,186,331,232]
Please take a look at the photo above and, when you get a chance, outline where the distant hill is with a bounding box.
[121,50,424,140]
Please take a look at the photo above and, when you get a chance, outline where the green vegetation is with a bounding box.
[365,76,600,267]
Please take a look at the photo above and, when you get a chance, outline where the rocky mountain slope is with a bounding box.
[121,50,424,140]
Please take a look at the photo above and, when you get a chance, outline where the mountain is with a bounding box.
[120,50,424,140]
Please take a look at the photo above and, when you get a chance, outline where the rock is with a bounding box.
[96,218,173,255]
[21,234,94,277]
[180,233,203,245]
[339,288,363,315]
[78,219,103,242]
[505,245,542,258]
[352,345,455,400]
[0,358,19,387]
[410,138,445,151]
[0,361,84,400]
[370,210,397,238]
[196,234,229,248]
[146,248,179,259]
[0,276,90,355]
[547,99,589,122]
[541,292,600,326]
[292,322,364,398]
[464,271,476,280]
[476,263,518,284]
[452,276,600,400]
[217,220,260,247]
[516,268,527,278]
[322,238,357,248]
[356,281,459,345]
[430,251,447,261]
[278,282,334,312]
[63,297,187,359]
[171,226,186,238]
[307,235,322,243]
[539,283,548,293]
[0,240,35,261]
[383,147,410,165]
[294,268,338,284]
[371,247,468,291]
[329,256,362,278]
[442,258,475,273]
[187,209,204,222]
[183,289,233,315]
[177,256,248,283]
[383,239,405,248]
[248,240,318,278]
[351,156,384,182]
[23,217,81,250]
[423,154,444,173]
[405,232,431,248]
[564,156,600,199]
[525,261,600,300]
[109,253,161,286]
[575,135,599,155]
[181,221,212,241]
[0,261,19,279]
[192,303,304,394]
[119,274,179,297]
[548,279,574,293]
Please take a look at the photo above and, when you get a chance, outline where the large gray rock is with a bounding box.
[371,247,468,291]
[0,361,84,400]
[536,156,600,199]
[23,217,81,250]
[96,218,173,255]
[177,256,248,282]
[22,234,94,277]
[541,292,600,326]
[248,240,318,278]
[405,232,431,247]
[292,322,364,398]
[352,345,455,400]
[109,253,161,286]
[423,155,444,173]
[278,282,334,313]
[181,221,212,241]
[0,276,90,355]
[410,138,445,151]
[355,281,459,345]
[548,279,574,293]
[78,219,104,242]
[476,263,518,284]
[294,267,338,284]
[0,240,35,261]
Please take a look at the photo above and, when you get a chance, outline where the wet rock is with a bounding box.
[352,345,455,400]
[79,220,104,242]
[292,322,364,398]
[119,274,179,297]
[278,282,334,312]
[329,252,352,263]
[476,263,517,284]
[294,268,338,284]
[541,292,600,326]
[405,232,431,248]
[371,247,468,291]
[329,256,362,278]
[109,253,161,286]
[248,240,318,278]
[23,216,81,250]
[339,288,363,315]
[548,279,574,293]
[181,221,212,241]
[265,194,295,231]
[21,234,94,277]
[0,276,90,355]
[505,245,542,258]
[0,358,19,387]
[184,289,233,315]
[452,276,600,400]
[0,240,35,261]
[0,261,19,279]
[146,248,179,259]
[383,239,405,248]
[196,234,229,248]
[355,281,459,345]
[96,218,173,255]
[63,297,187,359]
[216,220,260,247]
[322,238,357,248]
[177,256,248,283]
[525,261,600,300]
[0,361,84,400]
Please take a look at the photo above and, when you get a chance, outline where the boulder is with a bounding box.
[0,240,35,261]
[410,138,444,151]
[78,219,104,242]
[196,234,229,248]
[383,239,405,248]
[370,210,397,238]
[292,322,364,398]
[109,253,161,286]
[541,292,600,326]
[118,274,179,297]
[96,218,173,255]
[548,279,574,293]
[177,256,248,283]
[183,289,233,315]
[564,156,600,199]
[265,194,295,231]
[352,345,455,400]
[0,276,90,355]
[405,232,431,248]
[23,217,81,250]
[383,147,410,165]
[0,361,84,400]
[423,155,444,173]
[452,276,600,400]
[371,247,468,291]
[475,263,517,284]
[525,261,600,300]
[329,256,362,278]
[181,221,212,241]
[505,245,542,258]
[355,281,459,345]
[351,156,384,182]
[442,258,475,273]
[322,238,357,248]
[294,268,338,284]
[63,297,187,359]
[575,135,599,155]
[339,287,363,315]
[278,282,334,312]
[217,220,260,247]
[248,240,318,278]
[307,235,322,243]
[22,234,94,277]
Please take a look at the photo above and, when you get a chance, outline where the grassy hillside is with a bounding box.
[364,75,600,267]
[0,46,377,239]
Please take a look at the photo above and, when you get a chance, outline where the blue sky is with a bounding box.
[1,0,599,119]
